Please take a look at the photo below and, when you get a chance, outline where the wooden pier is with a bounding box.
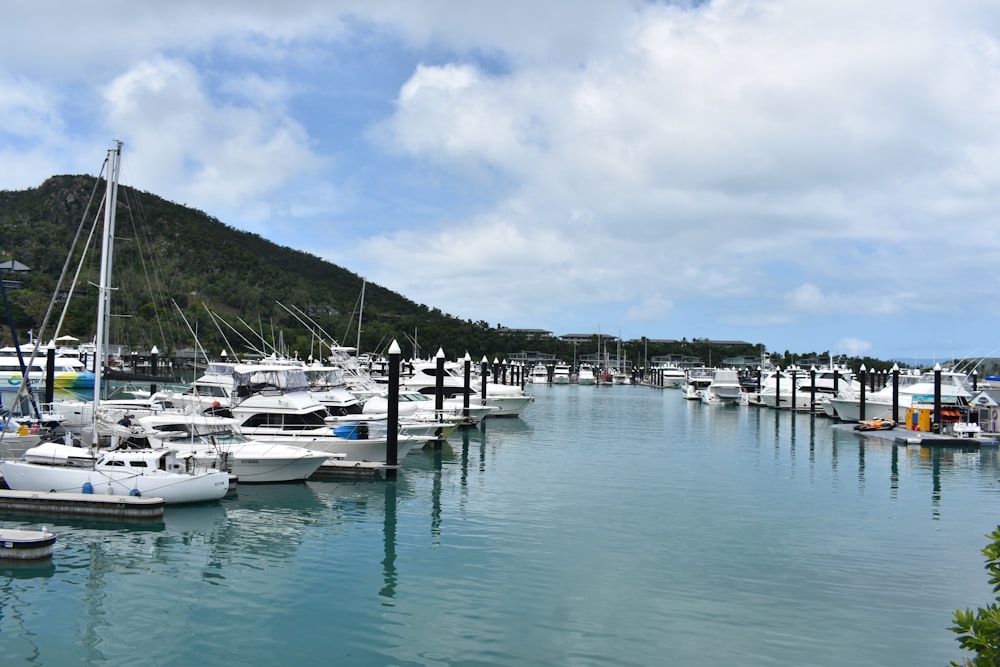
[0,488,165,519]
[309,460,397,481]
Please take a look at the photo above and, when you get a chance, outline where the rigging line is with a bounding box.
[289,302,340,347]
[202,305,238,359]
[116,185,170,352]
[53,183,105,341]
[202,306,251,361]
[340,283,365,345]
[171,299,213,371]
[116,153,180,350]
[276,301,328,349]
[11,155,111,417]
[215,313,267,357]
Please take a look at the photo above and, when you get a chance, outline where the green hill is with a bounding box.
[0,174,501,361]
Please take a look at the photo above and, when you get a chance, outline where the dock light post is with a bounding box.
[385,340,401,480]
[858,364,867,421]
[493,357,500,385]
[891,363,900,424]
[933,363,942,433]
[150,345,159,395]
[463,353,471,419]
[501,359,508,385]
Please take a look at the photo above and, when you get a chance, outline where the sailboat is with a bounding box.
[0,142,230,504]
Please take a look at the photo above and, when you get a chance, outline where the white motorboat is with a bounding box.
[0,344,95,392]
[363,389,497,426]
[656,365,686,389]
[577,364,596,385]
[127,414,331,483]
[826,368,971,422]
[681,367,714,400]
[402,359,533,417]
[226,364,427,462]
[551,364,571,384]
[701,369,744,405]
[528,364,550,384]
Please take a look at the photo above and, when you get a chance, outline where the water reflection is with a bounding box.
[380,481,397,603]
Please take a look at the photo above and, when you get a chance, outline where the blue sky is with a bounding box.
[2,0,999,363]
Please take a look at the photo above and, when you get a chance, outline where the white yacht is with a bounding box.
[0,344,95,391]
[681,367,715,400]
[401,360,533,417]
[701,369,744,405]
[225,364,427,462]
[363,389,497,426]
[126,414,331,483]
[551,364,571,384]
[656,365,686,389]
[577,364,596,385]
[826,368,970,422]
[528,364,550,384]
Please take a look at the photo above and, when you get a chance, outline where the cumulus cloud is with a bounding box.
[3,0,1000,357]
[101,57,325,233]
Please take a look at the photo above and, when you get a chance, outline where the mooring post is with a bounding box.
[149,345,159,395]
[891,363,900,424]
[45,343,56,406]
[858,364,867,421]
[385,339,401,480]
[774,366,781,409]
[481,356,489,404]
[933,363,942,433]
[463,352,471,420]
[434,347,445,444]
[790,366,797,413]
[809,366,816,414]
[493,357,500,385]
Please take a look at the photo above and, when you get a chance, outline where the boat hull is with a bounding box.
[0,460,229,504]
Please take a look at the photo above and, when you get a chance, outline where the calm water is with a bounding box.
[3,384,1000,666]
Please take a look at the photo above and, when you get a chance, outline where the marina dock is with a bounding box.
[0,487,165,519]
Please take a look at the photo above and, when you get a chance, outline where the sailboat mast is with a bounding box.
[92,141,122,419]
[356,279,365,353]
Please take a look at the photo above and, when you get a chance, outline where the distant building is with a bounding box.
[0,258,29,290]
[497,327,553,339]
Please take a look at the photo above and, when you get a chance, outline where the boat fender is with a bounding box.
[129,488,141,497]
[82,481,94,494]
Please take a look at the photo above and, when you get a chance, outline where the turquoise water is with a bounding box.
[2,384,999,666]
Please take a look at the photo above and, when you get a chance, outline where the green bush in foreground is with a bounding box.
[951,527,1000,666]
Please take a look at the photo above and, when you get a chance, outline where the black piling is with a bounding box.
[385,340,401,480]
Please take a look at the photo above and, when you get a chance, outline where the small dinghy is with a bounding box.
[854,418,896,432]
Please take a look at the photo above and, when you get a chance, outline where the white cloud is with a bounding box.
[836,337,872,357]
[4,0,1000,357]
